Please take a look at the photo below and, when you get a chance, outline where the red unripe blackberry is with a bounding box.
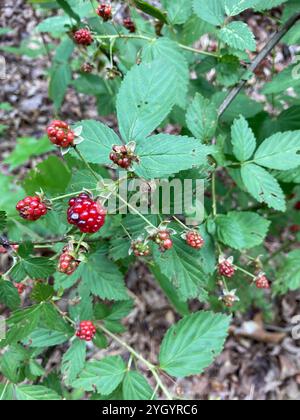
[153,230,173,252]
[255,274,270,289]
[290,225,300,234]
[67,193,106,234]
[294,201,300,210]
[109,144,138,170]
[15,283,26,295]
[76,321,96,341]
[47,120,75,148]
[81,63,94,74]
[58,251,80,275]
[123,17,135,33]
[162,238,173,250]
[16,196,48,221]
[218,259,236,278]
[186,231,204,249]
[96,4,112,21]
[73,29,93,46]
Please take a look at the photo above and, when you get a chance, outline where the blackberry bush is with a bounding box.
[1,0,300,402]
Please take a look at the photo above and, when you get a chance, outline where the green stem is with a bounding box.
[51,188,98,203]
[212,172,217,218]
[172,215,189,231]
[94,34,220,58]
[98,324,173,400]
[73,146,101,183]
[116,192,157,230]
[0,381,9,401]
[75,233,86,255]
[234,264,256,280]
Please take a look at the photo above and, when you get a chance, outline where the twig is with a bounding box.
[218,12,300,117]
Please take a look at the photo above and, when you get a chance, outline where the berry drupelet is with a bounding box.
[186,231,204,249]
[96,3,112,21]
[47,120,75,148]
[15,283,26,295]
[73,29,93,46]
[67,193,106,234]
[76,321,96,341]
[16,196,48,221]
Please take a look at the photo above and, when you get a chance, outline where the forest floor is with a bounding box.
[1,0,300,400]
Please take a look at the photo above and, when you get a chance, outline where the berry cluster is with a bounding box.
[131,240,151,257]
[15,283,26,295]
[123,17,135,33]
[16,196,48,221]
[47,120,75,148]
[109,144,138,169]
[73,29,93,46]
[255,274,270,289]
[218,257,236,278]
[81,63,94,74]
[153,230,173,252]
[58,249,80,276]
[185,231,204,250]
[67,193,106,234]
[96,3,112,21]
[76,321,96,341]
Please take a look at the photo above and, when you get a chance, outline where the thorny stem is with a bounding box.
[51,188,99,202]
[98,324,173,400]
[172,215,189,231]
[218,11,300,117]
[211,172,217,218]
[116,192,157,230]
[94,34,220,58]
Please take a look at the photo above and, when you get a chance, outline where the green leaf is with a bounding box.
[3,305,42,346]
[231,115,256,161]
[142,38,189,108]
[31,283,54,303]
[216,211,270,250]
[73,120,122,165]
[161,0,192,24]
[276,250,300,292]
[15,385,61,400]
[123,371,154,400]
[193,0,225,25]
[0,278,20,310]
[159,311,231,377]
[255,0,288,11]
[116,60,177,142]
[219,21,256,51]
[3,137,54,170]
[49,62,71,111]
[153,236,209,302]
[0,346,28,383]
[135,134,211,179]
[150,265,190,316]
[61,339,87,386]
[225,0,261,16]
[73,356,126,394]
[24,328,71,347]
[10,257,56,281]
[22,155,71,196]
[56,0,80,23]
[36,16,73,33]
[133,1,168,24]
[186,93,218,141]
[0,210,7,231]
[79,250,129,301]
[241,164,286,211]
[253,131,300,170]
[262,65,300,95]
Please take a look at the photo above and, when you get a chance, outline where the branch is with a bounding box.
[218,12,300,117]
